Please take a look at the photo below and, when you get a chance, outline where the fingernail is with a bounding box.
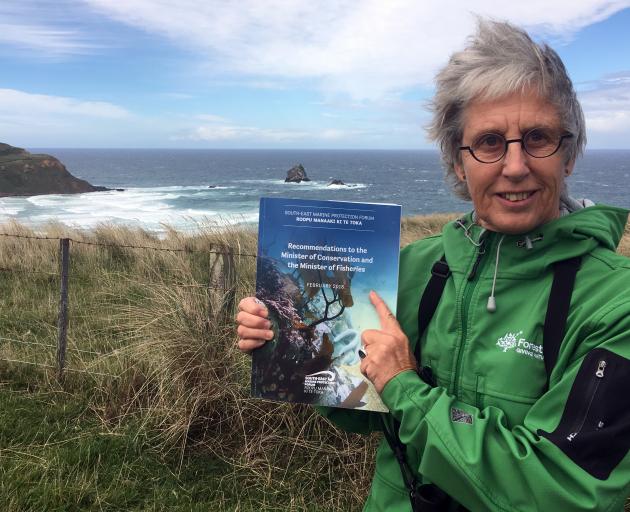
[266,330,274,340]
[265,321,272,329]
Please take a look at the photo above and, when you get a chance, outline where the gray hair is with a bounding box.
[427,19,586,200]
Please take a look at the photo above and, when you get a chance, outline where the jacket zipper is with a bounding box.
[566,359,607,442]
[467,244,487,281]
[453,233,491,395]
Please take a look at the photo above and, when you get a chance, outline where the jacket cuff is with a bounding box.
[380,369,433,420]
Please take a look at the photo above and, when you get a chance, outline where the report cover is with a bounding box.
[252,197,401,412]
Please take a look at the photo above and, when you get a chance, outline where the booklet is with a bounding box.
[252,197,401,412]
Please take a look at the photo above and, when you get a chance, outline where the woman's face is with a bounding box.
[455,90,574,235]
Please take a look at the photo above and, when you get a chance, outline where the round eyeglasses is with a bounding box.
[459,128,574,164]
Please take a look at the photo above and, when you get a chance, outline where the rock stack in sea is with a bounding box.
[0,143,108,197]
[284,164,310,183]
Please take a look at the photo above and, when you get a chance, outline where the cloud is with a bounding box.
[580,74,630,131]
[160,92,195,100]
[0,89,359,147]
[181,124,308,142]
[0,23,97,56]
[195,114,229,123]
[0,2,101,56]
[0,89,134,147]
[0,89,129,119]
[84,0,630,99]
[179,119,358,143]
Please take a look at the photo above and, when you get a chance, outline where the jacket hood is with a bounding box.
[443,204,629,280]
[556,204,628,252]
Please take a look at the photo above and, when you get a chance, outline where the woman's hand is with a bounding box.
[236,297,274,353]
[360,291,417,393]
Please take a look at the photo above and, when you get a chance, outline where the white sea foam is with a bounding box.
[239,178,367,190]
[1,174,375,234]
[0,186,260,233]
[0,198,25,215]
[126,185,233,192]
[328,183,367,189]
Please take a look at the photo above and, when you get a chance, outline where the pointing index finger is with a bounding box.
[369,290,402,333]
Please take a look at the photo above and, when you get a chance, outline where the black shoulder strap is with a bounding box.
[543,256,581,387]
[415,256,450,362]
[380,256,452,512]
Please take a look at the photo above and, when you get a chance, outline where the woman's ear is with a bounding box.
[565,158,576,177]
[454,162,466,181]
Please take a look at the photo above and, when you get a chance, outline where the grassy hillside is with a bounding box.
[0,219,372,511]
[0,214,629,511]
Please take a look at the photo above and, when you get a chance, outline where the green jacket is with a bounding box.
[319,205,630,511]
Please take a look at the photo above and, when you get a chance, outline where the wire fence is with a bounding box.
[0,231,258,257]
[0,232,256,380]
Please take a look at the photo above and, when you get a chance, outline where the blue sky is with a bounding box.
[1,1,630,149]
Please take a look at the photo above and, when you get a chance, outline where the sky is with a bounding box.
[1,0,630,150]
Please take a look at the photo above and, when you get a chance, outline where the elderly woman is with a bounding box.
[237,19,630,512]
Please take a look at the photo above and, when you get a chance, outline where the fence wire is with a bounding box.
[0,232,247,380]
[0,232,257,258]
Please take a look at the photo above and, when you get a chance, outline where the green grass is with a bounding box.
[0,385,228,511]
[0,382,346,512]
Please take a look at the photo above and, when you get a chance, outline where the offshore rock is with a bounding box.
[0,143,107,197]
[328,179,346,186]
[284,163,310,183]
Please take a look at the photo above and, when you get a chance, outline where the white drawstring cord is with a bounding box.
[455,218,485,247]
[487,235,506,313]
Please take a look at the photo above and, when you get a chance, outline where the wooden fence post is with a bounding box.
[221,248,236,323]
[57,238,70,380]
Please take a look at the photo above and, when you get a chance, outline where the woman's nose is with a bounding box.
[501,141,530,180]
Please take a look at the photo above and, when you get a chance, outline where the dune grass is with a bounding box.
[1,214,629,511]
[0,386,248,511]
[0,219,379,511]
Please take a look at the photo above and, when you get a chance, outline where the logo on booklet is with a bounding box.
[304,370,336,395]
[304,370,335,382]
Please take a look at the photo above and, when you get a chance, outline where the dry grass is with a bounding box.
[617,217,630,258]
[400,212,461,246]
[0,219,374,510]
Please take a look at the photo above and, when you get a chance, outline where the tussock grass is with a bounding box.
[0,219,373,510]
[1,213,629,511]
[400,212,461,246]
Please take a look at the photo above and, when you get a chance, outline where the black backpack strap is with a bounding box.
[380,417,420,509]
[416,256,450,363]
[380,256,453,511]
[543,256,581,387]
[380,416,451,511]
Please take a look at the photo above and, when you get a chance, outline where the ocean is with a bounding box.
[1,149,629,233]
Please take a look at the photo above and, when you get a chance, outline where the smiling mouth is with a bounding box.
[499,191,535,202]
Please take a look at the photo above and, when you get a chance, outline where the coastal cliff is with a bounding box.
[0,143,106,197]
